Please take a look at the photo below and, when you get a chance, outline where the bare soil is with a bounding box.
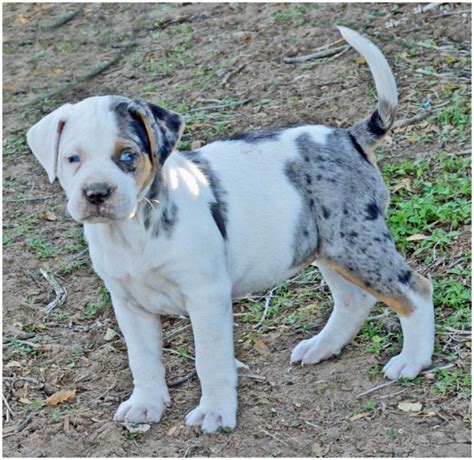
[2,2,471,457]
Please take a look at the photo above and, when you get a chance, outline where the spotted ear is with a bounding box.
[127,99,184,167]
[27,104,73,183]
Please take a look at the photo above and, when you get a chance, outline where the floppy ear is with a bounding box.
[27,104,73,183]
[127,99,184,168]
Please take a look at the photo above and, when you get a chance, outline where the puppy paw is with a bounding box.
[113,391,169,424]
[185,400,237,433]
[291,335,341,365]
[383,353,431,380]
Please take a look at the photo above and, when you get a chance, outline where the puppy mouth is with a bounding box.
[78,204,129,224]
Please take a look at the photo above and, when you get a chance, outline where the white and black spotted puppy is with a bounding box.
[27,27,434,433]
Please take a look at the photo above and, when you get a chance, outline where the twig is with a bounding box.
[67,248,88,261]
[238,373,266,381]
[393,111,431,129]
[168,370,196,387]
[45,9,81,29]
[3,376,39,384]
[3,394,14,421]
[163,348,195,361]
[163,323,192,342]
[433,8,471,18]
[253,285,279,330]
[379,388,407,400]
[284,45,349,63]
[5,338,42,349]
[15,412,34,433]
[222,63,247,85]
[39,269,68,312]
[356,363,456,398]
[260,428,290,446]
[440,326,472,335]
[23,44,136,106]
[186,98,253,113]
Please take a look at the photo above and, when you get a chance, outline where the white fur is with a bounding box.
[337,25,398,111]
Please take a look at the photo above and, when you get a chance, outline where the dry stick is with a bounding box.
[23,45,136,106]
[39,269,68,312]
[260,428,290,446]
[253,285,279,330]
[3,394,14,421]
[283,45,349,63]
[163,348,195,361]
[356,363,456,398]
[45,9,81,29]
[393,111,432,129]
[16,412,34,433]
[186,97,254,113]
[441,326,472,335]
[168,370,196,387]
[222,62,247,85]
[433,8,472,18]
[164,323,192,342]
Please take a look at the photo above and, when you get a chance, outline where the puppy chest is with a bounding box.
[110,272,187,316]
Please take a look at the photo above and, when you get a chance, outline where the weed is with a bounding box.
[26,236,61,260]
[85,287,110,318]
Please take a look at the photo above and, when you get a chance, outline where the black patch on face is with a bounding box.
[224,127,284,144]
[112,101,150,154]
[182,150,229,239]
[367,109,387,137]
[210,202,227,240]
[348,132,371,164]
[365,199,380,220]
[397,270,412,285]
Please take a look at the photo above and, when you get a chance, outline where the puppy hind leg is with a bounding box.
[291,260,377,365]
[323,243,434,380]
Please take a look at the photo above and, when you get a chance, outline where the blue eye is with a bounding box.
[67,154,80,163]
[119,151,137,163]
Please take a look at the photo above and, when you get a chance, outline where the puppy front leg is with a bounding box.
[111,294,169,424]
[185,289,237,433]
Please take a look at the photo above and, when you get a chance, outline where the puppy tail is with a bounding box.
[337,26,398,150]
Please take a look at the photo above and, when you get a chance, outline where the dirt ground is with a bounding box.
[2,2,472,457]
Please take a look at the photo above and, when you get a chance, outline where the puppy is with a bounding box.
[27,27,434,433]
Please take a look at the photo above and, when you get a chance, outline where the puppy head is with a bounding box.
[27,96,184,223]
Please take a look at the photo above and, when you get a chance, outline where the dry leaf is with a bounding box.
[406,234,428,241]
[167,425,178,436]
[39,210,57,221]
[104,328,117,341]
[355,56,366,65]
[5,360,23,368]
[254,339,271,355]
[349,412,370,421]
[392,178,415,193]
[398,401,422,412]
[19,397,32,404]
[45,389,76,406]
[123,423,151,433]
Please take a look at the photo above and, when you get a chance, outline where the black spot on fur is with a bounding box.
[210,202,227,240]
[225,127,284,144]
[182,150,229,238]
[321,206,331,219]
[348,132,371,164]
[398,270,412,285]
[367,109,387,137]
[349,231,358,238]
[365,200,380,220]
[374,237,382,242]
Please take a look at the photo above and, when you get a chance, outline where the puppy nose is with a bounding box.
[82,183,114,205]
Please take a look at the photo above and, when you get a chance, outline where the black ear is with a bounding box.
[127,99,184,167]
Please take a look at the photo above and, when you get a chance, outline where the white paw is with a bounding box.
[185,398,237,433]
[113,391,169,424]
[290,334,341,365]
[383,353,431,380]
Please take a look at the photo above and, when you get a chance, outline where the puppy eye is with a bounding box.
[67,154,80,163]
[119,151,137,164]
